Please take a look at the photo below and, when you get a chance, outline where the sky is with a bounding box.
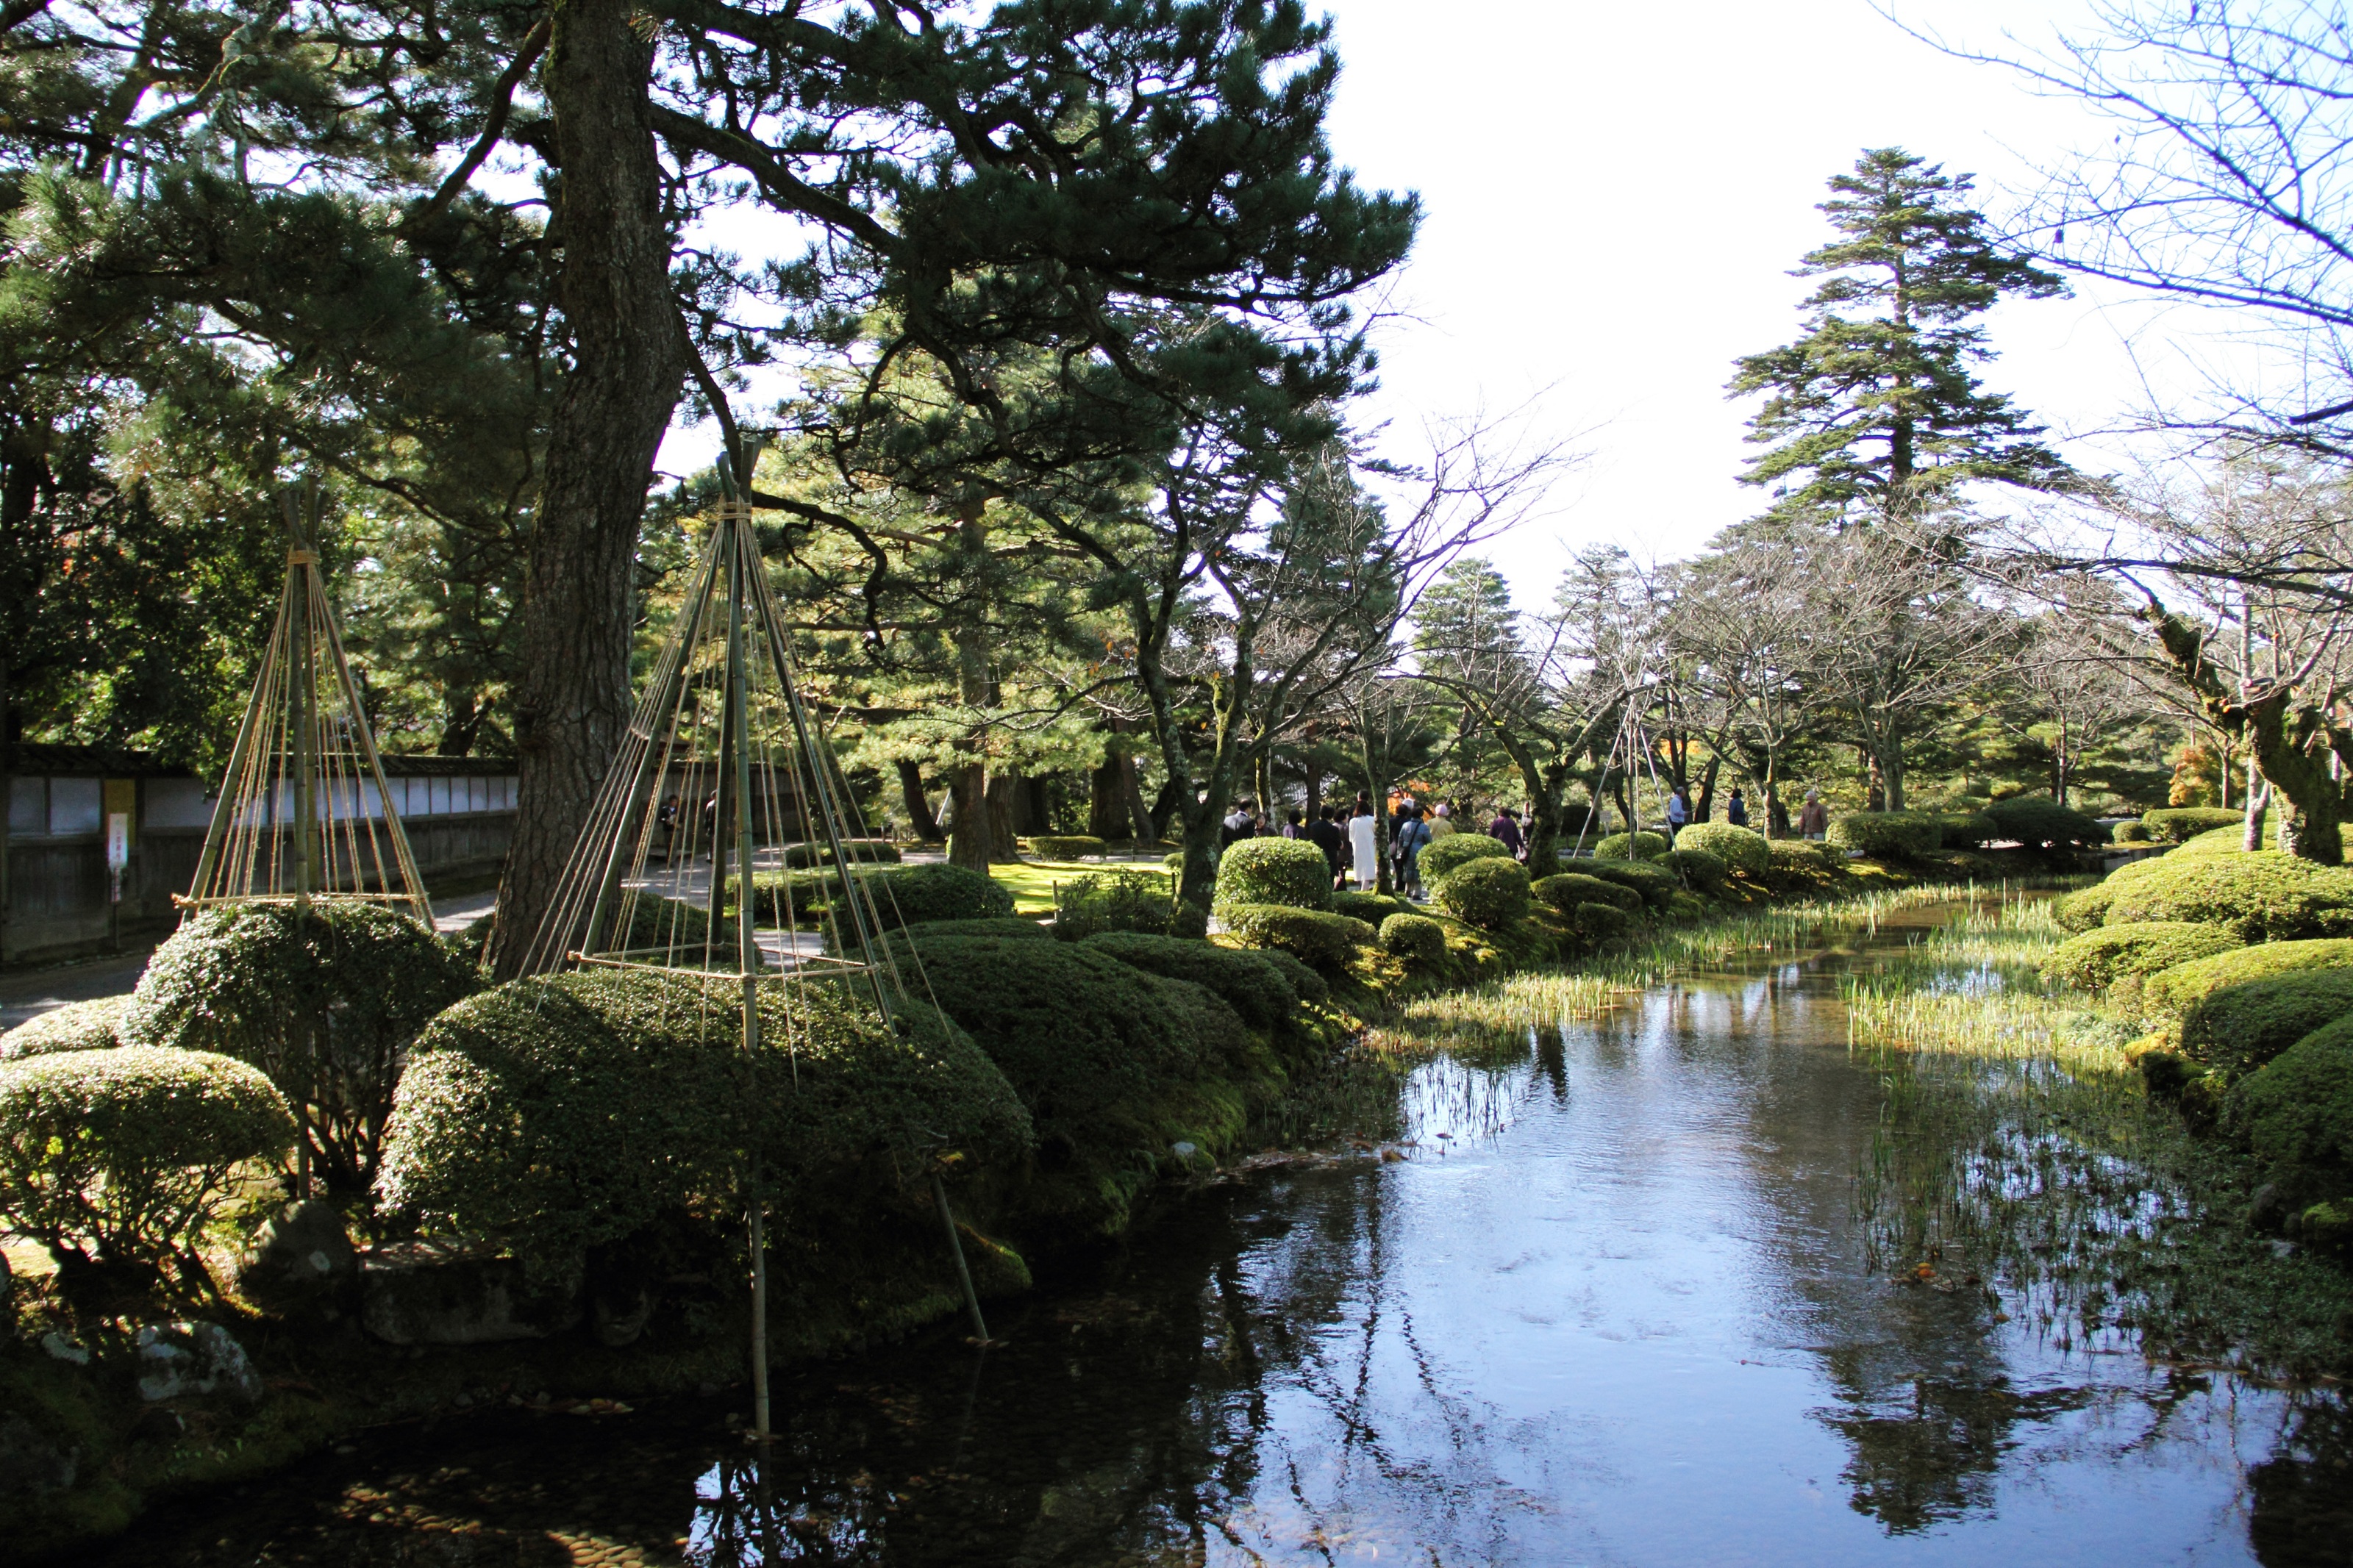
[661,1,2240,609]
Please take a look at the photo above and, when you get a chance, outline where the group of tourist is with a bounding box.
[1219,793,1535,900]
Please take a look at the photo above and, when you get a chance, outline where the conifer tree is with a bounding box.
[1729,148,2072,523]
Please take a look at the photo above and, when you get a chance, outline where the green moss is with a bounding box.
[1672,822,1768,875]
[1378,912,1447,967]
[1217,904,1377,967]
[1415,833,1512,883]
[2180,969,2353,1081]
[2230,1019,2353,1206]
[0,997,126,1060]
[1079,931,1299,1029]
[1427,856,1532,929]
[2142,939,2353,1015]
[2040,922,2243,991]
[2103,850,2353,942]
[1211,838,1334,911]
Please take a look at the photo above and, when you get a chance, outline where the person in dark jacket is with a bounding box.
[1305,805,1349,886]
[1727,788,1749,828]
[1488,806,1525,859]
[1221,798,1258,846]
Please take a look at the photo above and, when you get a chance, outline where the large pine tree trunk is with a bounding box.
[490,0,685,973]
[896,759,941,842]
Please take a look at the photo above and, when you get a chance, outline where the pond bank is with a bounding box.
[69,894,2352,1566]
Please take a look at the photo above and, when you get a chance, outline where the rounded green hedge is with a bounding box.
[2100,850,2353,942]
[2179,969,2353,1081]
[1213,837,1334,912]
[1579,859,1677,909]
[1671,823,1767,876]
[2229,1019,2353,1205]
[1826,812,1940,861]
[1930,811,2002,851]
[0,1046,293,1278]
[1334,889,1413,924]
[1028,835,1107,860]
[1252,947,1330,1009]
[1080,931,1298,1029]
[120,902,479,1199]
[1569,901,1632,945]
[1416,833,1512,884]
[1378,913,1447,967]
[0,996,127,1060]
[856,862,1017,929]
[2110,821,2152,844]
[1217,904,1377,967]
[1665,847,1727,895]
[1986,795,2107,850]
[1429,856,1532,929]
[1592,831,1668,862]
[779,839,901,869]
[1532,872,1643,917]
[2039,922,2243,992]
[865,916,1053,962]
[2144,806,2242,843]
[378,970,1027,1276]
[2141,938,2353,1014]
[1052,872,1193,942]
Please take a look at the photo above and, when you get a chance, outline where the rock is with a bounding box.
[39,1331,89,1366]
[360,1247,581,1345]
[134,1322,265,1403]
[2249,1182,2290,1234]
[0,1413,76,1497]
[591,1286,657,1349]
[236,1200,356,1317]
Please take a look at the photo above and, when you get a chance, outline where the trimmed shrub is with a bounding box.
[2144,806,2243,843]
[1569,901,1631,945]
[2142,939,2353,1014]
[0,996,127,1060]
[1927,811,2002,850]
[1218,904,1377,968]
[854,862,1017,929]
[1378,913,1448,967]
[0,1047,293,1283]
[2180,969,2353,1081]
[1081,931,1299,1029]
[1416,832,1512,884]
[1581,859,1677,909]
[1533,872,1643,917]
[2040,922,2243,992]
[876,937,1226,1231]
[864,917,1053,962]
[2110,821,2152,844]
[1825,811,1940,861]
[1429,856,1532,929]
[1028,835,1107,861]
[120,902,478,1200]
[1213,837,1334,912]
[1986,795,2108,851]
[2229,1019,2353,1204]
[1334,889,1413,924]
[379,970,1028,1276]
[1254,948,1329,1009]
[1051,872,1193,942]
[2101,850,2353,942]
[1592,831,1669,861]
[1672,823,1768,876]
[1665,847,1728,895]
[779,838,901,869]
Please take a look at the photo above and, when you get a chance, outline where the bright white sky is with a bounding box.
[661,1,2245,607]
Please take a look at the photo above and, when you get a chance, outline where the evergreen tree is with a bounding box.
[1729,148,2071,523]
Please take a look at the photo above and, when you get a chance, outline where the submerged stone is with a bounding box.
[360,1247,581,1345]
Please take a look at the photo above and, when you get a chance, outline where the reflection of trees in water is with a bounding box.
[2248,1392,2353,1568]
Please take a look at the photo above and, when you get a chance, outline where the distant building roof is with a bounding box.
[6,744,194,778]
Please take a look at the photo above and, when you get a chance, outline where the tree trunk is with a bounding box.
[1088,750,1126,841]
[896,759,941,842]
[490,0,686,974]
[985,770,1023,862]
[1863,750,1888,812]
[1880,745,1906,813]
[1023,775,1051,837]
[0,651,10,967]
[946,761,990,870]
[1147,776,1181,843]
[1692,753,1721,824]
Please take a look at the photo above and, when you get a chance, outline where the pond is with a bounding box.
[93,907,2349,1566]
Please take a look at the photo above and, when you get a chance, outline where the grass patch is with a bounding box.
[988,857,1175,916]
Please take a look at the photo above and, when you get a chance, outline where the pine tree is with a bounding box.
[1729,148,2071,523]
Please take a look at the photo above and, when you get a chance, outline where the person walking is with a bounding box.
[1665,786,1690,843]
[1307,804,1348,887]
[1799,789,1829,841]
[1282,809,1306,840]
[1488,805,1525,859]
[656,793,682,866]
[1221,798,1258,846]
[1726,788,1749,828]
[1427,802,1457,842]
[1394,806,1431,898]
[1349,802,1379,891]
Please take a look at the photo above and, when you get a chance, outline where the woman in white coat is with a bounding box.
[1349,803,1380,890]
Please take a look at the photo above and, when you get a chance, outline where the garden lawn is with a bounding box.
[991,857,1176,916]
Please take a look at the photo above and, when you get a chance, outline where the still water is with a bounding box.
[99,924,2348,1565]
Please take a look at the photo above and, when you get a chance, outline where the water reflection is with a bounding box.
[94,935,2350,1567]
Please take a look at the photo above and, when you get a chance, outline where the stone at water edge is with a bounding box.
[236,1198,357,1316]
[592,1285,657,1348]
[135,1322,265,1403]
[361,1247,582,1345]
[2249,1183,2290,1234]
